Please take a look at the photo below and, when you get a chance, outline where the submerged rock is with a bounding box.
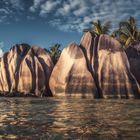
[50,32,140,98]
[0,44,54,96]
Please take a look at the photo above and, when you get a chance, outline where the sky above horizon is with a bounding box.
[0,0,140,55]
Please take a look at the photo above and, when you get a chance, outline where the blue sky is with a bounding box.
[0,0,140,54]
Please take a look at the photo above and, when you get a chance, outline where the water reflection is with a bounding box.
[0,98,140,139]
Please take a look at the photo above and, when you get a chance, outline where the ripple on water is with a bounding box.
[0,98,140,139]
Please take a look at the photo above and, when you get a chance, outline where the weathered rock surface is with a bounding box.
[0,44,54,96]
[126,43,140,85]
[49,43,98,98]
[97,35,140,98]
[50,32,140,98]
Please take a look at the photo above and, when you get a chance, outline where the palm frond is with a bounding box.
[92,20,102,34]
[103,21,112,34]
[128,16,136,27]
[119,21,134,35]
[47,44,61,64]
[125,37,133,48]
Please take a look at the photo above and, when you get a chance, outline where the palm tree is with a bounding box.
[45,44,61,65]
[83,20,112,35]
[112,16,140,48]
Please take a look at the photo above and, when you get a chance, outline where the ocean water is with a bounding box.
[0,98,140,140]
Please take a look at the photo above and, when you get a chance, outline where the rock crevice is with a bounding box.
[49,32,140,98]
[0,44,54,97]
[0,33,140,98]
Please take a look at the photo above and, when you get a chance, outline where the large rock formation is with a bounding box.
[0,44,54,96]
[49,32,140,98]
[126,43,140,85]
[97,35,140,98]
[49,43,98,98]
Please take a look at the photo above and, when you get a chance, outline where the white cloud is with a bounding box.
[0,49,4,57]
[0,42,4,58]
[9,0,24,10]
[40,0,61,16]
[0,9,9,14]
[0,8,10,23]
[0,0,24,23]
[57,4,71,15]
[57,0,81,15]
[73,1,88,16]
[49,17,87,32]
[73,7,88,16]
[54,0,140,32]
[30,0,44,12]
[1,0,140,33]
[49,0,91,31]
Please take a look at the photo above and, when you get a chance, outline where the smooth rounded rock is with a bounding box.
[50,32,140,98]
[97,35,140,98]
[49,42,98,98]
[0,44,54,96]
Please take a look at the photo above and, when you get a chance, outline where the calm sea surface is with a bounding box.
[0,97,140,140]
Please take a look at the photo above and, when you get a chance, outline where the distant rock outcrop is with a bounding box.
[126,43,140,85]
[49,32,140,98]
[0,44,54,96]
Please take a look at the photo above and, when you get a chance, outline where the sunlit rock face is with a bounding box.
[126,43,140,85]
[49,43,98,98]
[0,44,54,96]
[50,32,140,98]
[97,35,140,98]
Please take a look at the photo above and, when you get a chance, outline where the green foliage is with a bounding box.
[83,17,140,49]
[112,16,140,48]
[83,20,112,35]
[45,44,61,65]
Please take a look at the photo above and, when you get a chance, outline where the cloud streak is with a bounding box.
[40,0,61,16]
[0,0,140,32]
[30,0,140,32]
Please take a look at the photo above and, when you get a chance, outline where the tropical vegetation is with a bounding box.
[84,16,140,49]
[83,20,112,35]
[113,16,140,48]
[45,43,61,65]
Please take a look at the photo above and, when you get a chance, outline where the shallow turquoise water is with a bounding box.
[0,98,140,140]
